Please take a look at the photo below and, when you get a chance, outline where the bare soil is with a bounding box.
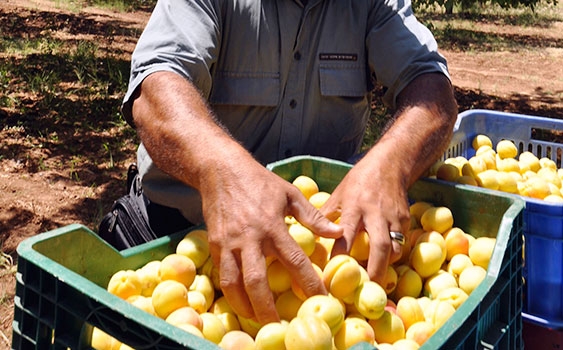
[1,0,562,347]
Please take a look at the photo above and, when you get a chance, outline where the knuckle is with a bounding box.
[373,233,393,251]
[243,267,267,288]
[219,274,239,292]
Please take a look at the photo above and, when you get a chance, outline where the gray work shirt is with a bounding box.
[122,0,450,224]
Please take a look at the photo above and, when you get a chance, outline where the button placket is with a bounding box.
[278,4,315,159]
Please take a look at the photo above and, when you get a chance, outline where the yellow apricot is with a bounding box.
[496,139,518,159]
[472,134,493,150]
[420,206,454,234]
[292,175,319,199]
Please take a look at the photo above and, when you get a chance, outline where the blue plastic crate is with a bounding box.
[444,109,563,325]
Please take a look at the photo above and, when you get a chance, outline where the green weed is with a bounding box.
[55,0,156,11]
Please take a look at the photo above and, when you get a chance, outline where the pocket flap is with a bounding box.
[210,72,280,106]
[319,64,367,97]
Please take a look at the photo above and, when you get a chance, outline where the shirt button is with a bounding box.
[289,99,297,108]
[285,149,293,157]
[294,51,301,60]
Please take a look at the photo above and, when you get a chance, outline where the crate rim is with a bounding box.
[456,108,560,128]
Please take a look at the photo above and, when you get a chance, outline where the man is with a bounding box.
[117,0,457,325]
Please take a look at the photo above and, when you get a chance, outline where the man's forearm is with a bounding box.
[131,71,253,191]
[366,73,458,186]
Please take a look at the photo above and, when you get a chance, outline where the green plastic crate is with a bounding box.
[11,226,216,350]
[269,156,525,350]
[12,155,524,349]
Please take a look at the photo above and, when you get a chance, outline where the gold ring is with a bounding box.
[389,231,405,245]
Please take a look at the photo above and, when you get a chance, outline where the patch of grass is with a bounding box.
[56,0,156,11]
[438,23,509,51]
[417,2,563,51]
[0,6,140,178]
[0,36,64,56]
[362,85,392,150]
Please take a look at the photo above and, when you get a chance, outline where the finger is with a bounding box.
[388,212,411,264]
[366,223,393,285]
[389,232,404,264]
[288,189,343,239]
[330,211,361,256]
[318,190,342,222]
[218,249,255,319]
[240,243,279,325]
[389,241,403,264]
[273,231,327,299]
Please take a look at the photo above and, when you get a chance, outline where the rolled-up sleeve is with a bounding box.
[367,0,450,109]
[121,0,221,125]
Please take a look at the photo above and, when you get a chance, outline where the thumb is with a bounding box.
[289,193,343,239]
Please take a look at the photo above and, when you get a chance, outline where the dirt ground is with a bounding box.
[1,0,562,347]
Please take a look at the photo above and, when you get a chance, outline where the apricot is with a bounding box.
[322,255,362,300]
[275,290,304,321]
[297,294,345,335]
[420,206,454,234]
[176,230,210,268]
[151,280,189,319]
[369,310,405,344]
[405,321,435,346]
[468,237,496,269]
[396,296,425,331]
[292,175,319,199]
[443,227,470,261]
[423,299,456,329]
[199,312,227,344]
[218,330,255,350]
[159,253,196,288]
[459,265,487,295]
[423,271,458,299]
[354,281,387,320]
[165,306,203,330]
[333,316,375,350]
[107,269,142,300]
[410,242,444,278]
[254,321,289,350]
[285,315,333,350]
[288,223,316,257]
[393,265,423,301]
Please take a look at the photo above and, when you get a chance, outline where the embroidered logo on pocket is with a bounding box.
[319,53,358,61]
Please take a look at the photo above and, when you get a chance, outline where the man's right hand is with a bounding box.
[200,159,343,325]
[132,71,342,325]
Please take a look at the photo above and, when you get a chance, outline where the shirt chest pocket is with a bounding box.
[319,63,368,98]
[209,72,281,107]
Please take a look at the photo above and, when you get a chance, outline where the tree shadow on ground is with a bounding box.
[418,8,563,52]
[454,86,563,119]
[0,7,145,41]
[436,27,563,52]
[421,9,562,28]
